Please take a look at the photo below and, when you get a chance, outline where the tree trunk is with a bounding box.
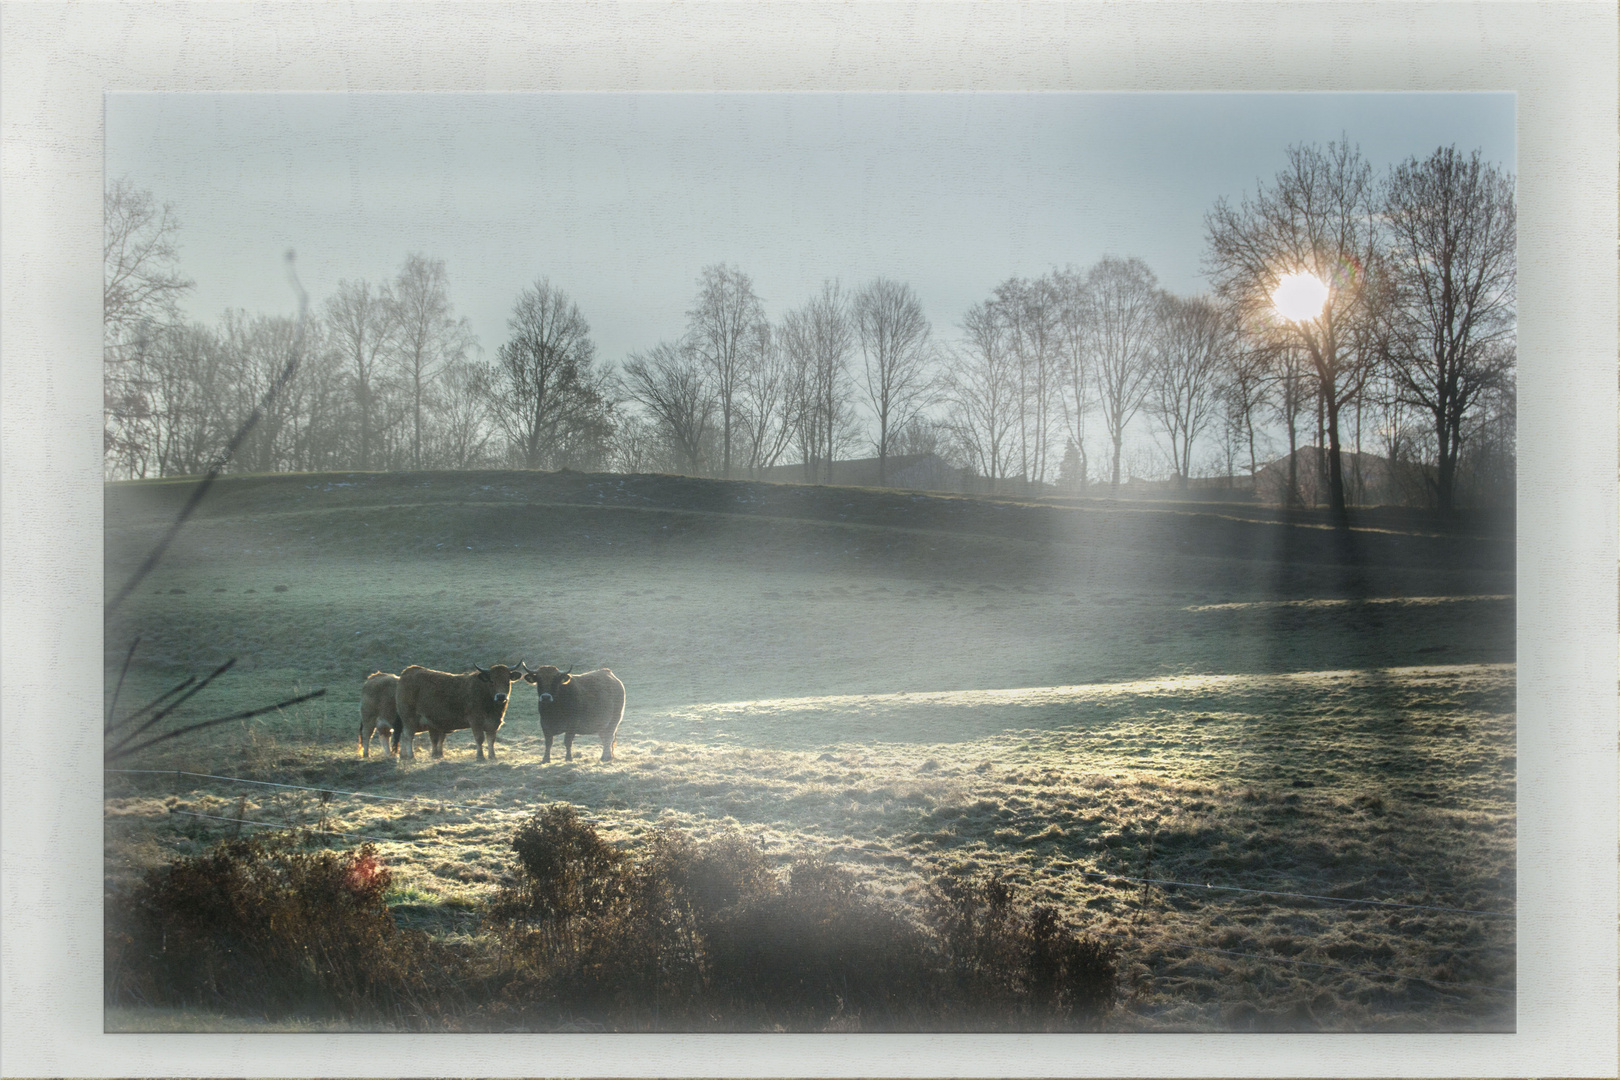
[412,370,423,470]
[1285,414,1299,508]
[1110,432,1123,491]
[1315,390,1326,507]
[1435,411,1456,511]
[1325,387,1348,520]
[358,378,372,471]
[721,405,732,479]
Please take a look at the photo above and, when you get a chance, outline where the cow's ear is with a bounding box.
[522,672,537,683]
[561,674,572,685]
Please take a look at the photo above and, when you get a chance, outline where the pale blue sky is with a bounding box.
[106,93,1514,365]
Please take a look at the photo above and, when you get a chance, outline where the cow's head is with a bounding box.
[521,661,573,703]
[473,663,524,705]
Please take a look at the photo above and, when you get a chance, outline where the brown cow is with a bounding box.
[358,670,401,758]
[394,663,524,761]
[521,663,626,763]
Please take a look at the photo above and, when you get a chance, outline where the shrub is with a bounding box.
[928,865,1119,1028]
[106,833,448,1024]
[493,803,626,924]
[107,811,1118,1031]
[701,857,935,1030]
[487,808,1119,1031]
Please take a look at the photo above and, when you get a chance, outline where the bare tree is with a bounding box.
[888,415,947,458]
[217,309,308,474]
[737,328,797,473]
[686,264,769,478]
[1378,146,1516,511]
[1149,294,1231,491]
[147,321,229,477]
[391,254,476,470]
[104,178,195,477]
[780,282,858,483]
[992,276,1063,486]
[607,412,666,474]
[942,300,1018,491]
[1272,342,1314,506]
[282,327,348,473]
[1052,265,1093,491]
[486,278,611,470]
[621,340,716,475]
[854,277,934,484]
[1221,334,1273,486]
[324,278,397,470]
[1084,256,1161,491]
[1205,139,1384,517]
[431,359,499,469]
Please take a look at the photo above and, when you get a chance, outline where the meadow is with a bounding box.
[103,470,1516,1032]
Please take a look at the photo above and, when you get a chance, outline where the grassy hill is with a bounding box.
[102,469,1516,1032]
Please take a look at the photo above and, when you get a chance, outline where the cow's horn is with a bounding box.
[518,659,532,673]
[475,663,489,675]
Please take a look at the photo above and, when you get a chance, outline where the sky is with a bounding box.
[106,92,1515,369]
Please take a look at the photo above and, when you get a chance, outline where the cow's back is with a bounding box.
[396,664,456,719]
[361,671,401,722]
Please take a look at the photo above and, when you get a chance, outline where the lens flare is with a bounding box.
[1271,271,1329,322]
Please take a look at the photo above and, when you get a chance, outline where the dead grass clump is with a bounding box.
[106,833,450,1025]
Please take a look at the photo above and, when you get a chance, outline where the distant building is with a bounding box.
[756,453,962,492]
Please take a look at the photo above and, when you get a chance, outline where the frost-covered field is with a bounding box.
[104,471,1516,1031]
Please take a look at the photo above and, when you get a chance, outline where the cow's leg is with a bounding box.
[359,717,372,758]
[542,733,553,763]
[564,732,575,762]
[431,730,446,758]
[488,726,498,761]
[600,732,614,763]
[474,726,487,762]
[399,719,416,760]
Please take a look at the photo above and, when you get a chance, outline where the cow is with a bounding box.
[393,663,524,761]
[521,663,627,763]
[358,670,401,758]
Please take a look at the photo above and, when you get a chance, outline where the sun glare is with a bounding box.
[1270,271,1329,322]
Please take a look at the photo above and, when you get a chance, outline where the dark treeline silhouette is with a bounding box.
[104,141,1514,509]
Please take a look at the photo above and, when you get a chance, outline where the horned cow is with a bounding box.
[521,663,626,763]
[358,670,401,758]
[394,663,524,761]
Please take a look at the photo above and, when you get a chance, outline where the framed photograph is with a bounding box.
[3,2,1615,1077]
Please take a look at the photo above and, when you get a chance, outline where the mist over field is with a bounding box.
[103,470,1515,1032]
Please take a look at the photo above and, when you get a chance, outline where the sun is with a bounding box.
[1270,271,1329,322]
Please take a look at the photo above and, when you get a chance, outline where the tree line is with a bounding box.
[104,140,1515,511]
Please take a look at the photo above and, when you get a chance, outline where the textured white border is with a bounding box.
[2,2,1615,1077]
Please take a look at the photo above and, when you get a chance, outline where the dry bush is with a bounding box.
[929,864,1120,1027]
[105,833,453,1025]
[486,805,1119,1031]
[700,857,935,1029]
